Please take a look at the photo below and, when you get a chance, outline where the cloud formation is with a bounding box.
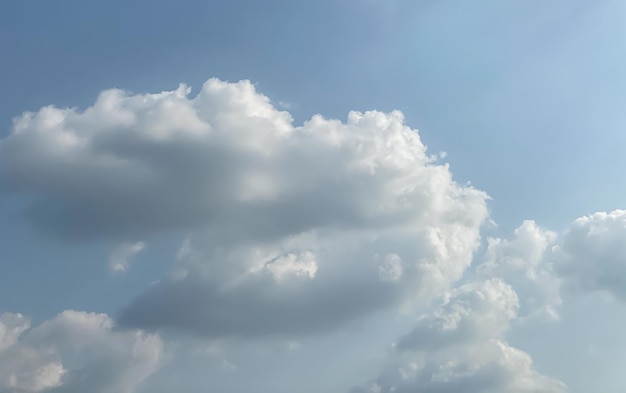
[0,78,489,338]
[553,210,626,300]
[43,80,490,337]
[351,279,567,393]
[7,78,616,391]
[479,220,562,320]
[396,279,519,352]
[1,79,486,246]
[0,311,162,393]
[0,78,488,242]
[481,210,626,313]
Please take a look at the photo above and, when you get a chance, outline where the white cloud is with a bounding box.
[3,77,587,391]
[479,220,561,320]
[0,78,488,246]
[0,311,162,393]
[82,80,490,338]
[1,78,487,338]
[482,220,557,272]
[261,251,318,282]
[396,279,519,351]
[351,279,566,393]
[553,210,626,300]
[0,314,65,393]
[109,241,145,273]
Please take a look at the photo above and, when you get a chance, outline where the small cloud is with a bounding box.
[109,242,145,273]
[277,100,293,109]
[263,251,318,282]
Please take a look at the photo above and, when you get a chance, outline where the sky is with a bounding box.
[1,1,626,392]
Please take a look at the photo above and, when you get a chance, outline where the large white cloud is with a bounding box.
[483,209,626,308]
[350,279,567,393]
[0,311,162,393]
[0,79,486,245]
[0,78,489,337]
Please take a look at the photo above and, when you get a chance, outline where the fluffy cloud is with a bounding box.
[117,213,487,337]
[396,279,518,351]
[481,221,556,273]
[351,279,566,393]
[0,79,485,246]
[478,220,561,320]
[0,313,64,393]
[6,77,621,392]
[349,209,626,393]
[0,311,162,393]
[0,78,489,338]
[477,210,626,317]
[42,80,490,337]
[3,80,294,241]
[0,78,488,243]
[553,210,626,300]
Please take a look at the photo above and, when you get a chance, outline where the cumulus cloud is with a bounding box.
[10,79,483,337]
[0,78,488,242]
[553,210,626,300]
[475,210,626,318]
[478,220,562,320]
[5,76,617,392]
[0,313,64,393]
[396,279,518,352]
[356,340,567,393]
[0,311,162,393]
[482,220,556,273]
[1,80,293,241]
[0,78,490,338]
[352,207,626,393]
[118,222,486,337]
[109,241,145,273]
[351,279,566,393]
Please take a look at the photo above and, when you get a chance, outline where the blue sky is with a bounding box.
[1,1,626,392]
